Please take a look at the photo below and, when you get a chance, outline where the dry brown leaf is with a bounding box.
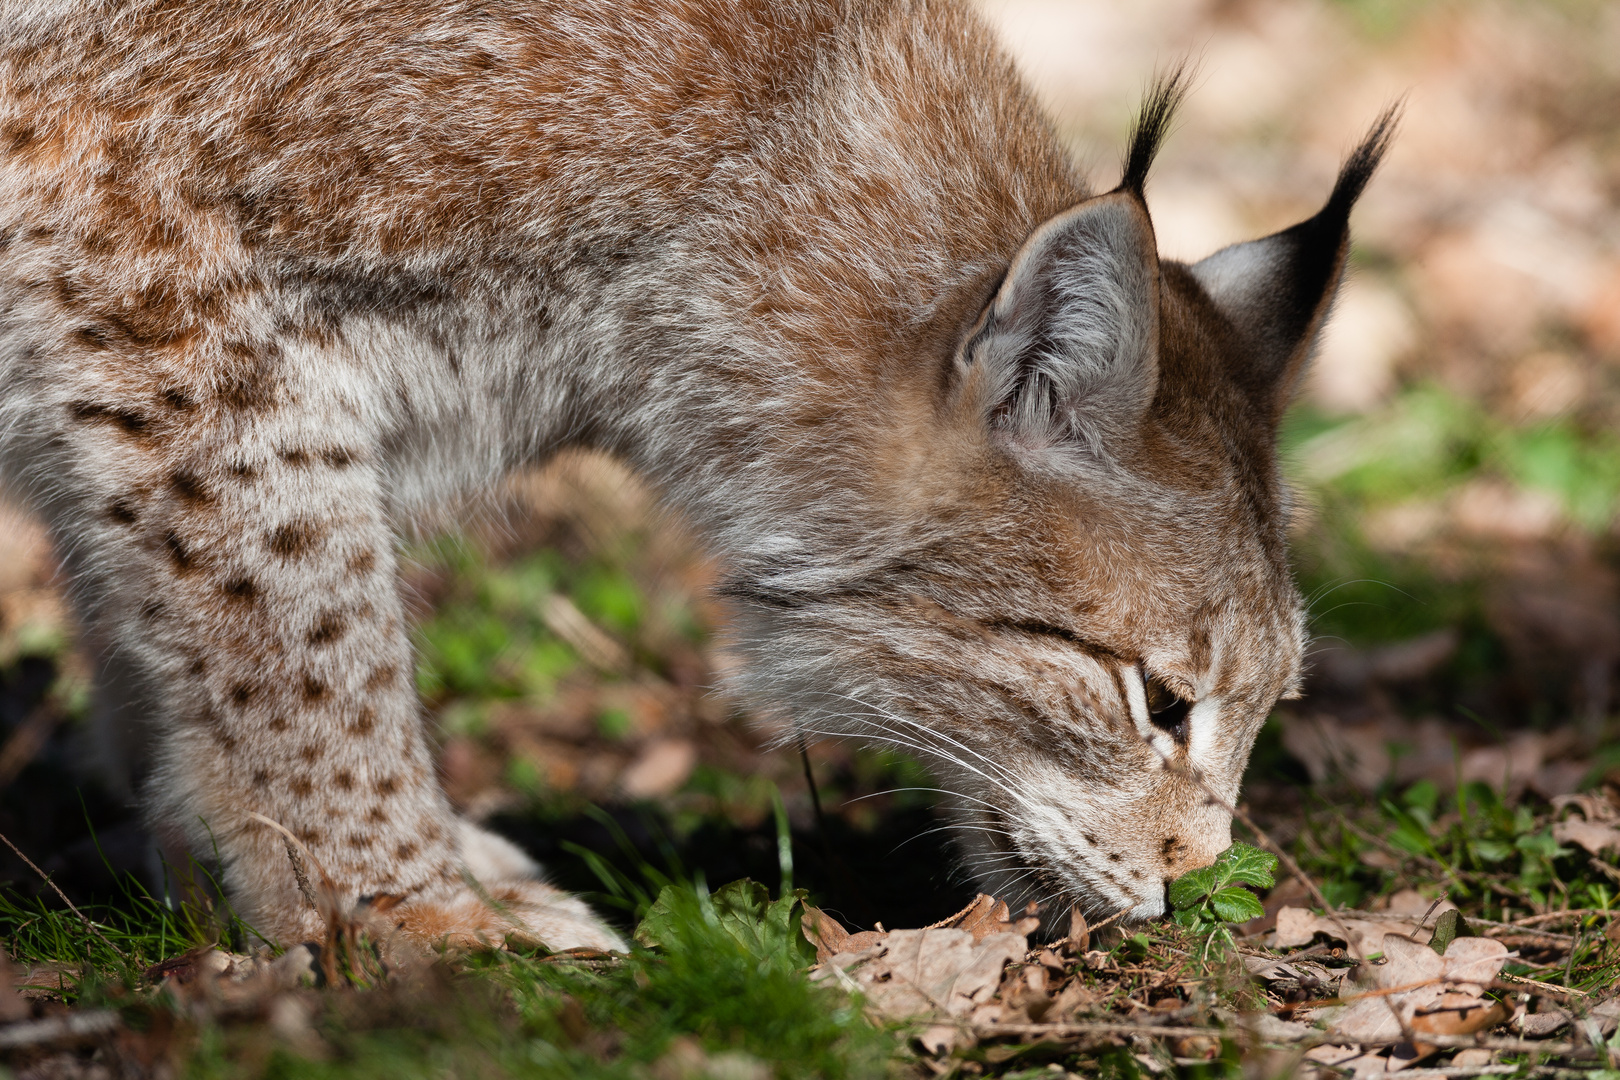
[1383,890,1456,918]
[944,894,1041,942]
[800,904,884,965]
[1410,992,1511,1036]
[1049,978,1096,1018]
[1172,1035,1220,1060]
[1303,1043,1397,1078]
[916,1024,963,1057]
[1273,908,1429,956]
[820,927,1027,1023]
[1553,793,1617,822]
[1432,937,1511,992]
[1552,819,1620,857]
[1324,934,1510,1046]
[1588,997,1620,1038]
[1243,954,1338,995]
[1516,1007,1570,1037]
[803,893,1037,970]
[1066,904,1089,953]
[1410,993,1512,1058]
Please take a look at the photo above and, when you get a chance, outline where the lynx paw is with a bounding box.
[380,877,627,953]
[370,821,625,953]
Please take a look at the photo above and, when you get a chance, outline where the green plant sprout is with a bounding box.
[1168,842,1277,955]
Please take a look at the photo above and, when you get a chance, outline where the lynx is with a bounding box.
[0,0,1392,950]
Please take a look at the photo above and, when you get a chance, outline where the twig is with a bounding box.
[245,811,337,904]
[921,894,985,931]
[1343,909,1575,941]
[1371,1068,1522,1078]
[0,826,128,963]
[794,739,872,923]
[979,1019,1595,1060]
[0,1010,121,1048]
[1470,918,1575,943]
[1495,971,1588,998]
[980,1020,1229,1040]
[0,705,59,789]
[1088,904,1135,935]
[797,738,825,828]
[1514,910,1614,927]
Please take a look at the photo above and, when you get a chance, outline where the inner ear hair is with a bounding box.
[956,77,1201,457]
[967,191,1161,456]
[1190,102,1403,420]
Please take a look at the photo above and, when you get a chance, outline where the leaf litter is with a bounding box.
[8,807,1620,1079]
[786,825,1620,1080]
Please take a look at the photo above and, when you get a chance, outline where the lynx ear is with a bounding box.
[964,191,1160,457]
[1191,107,1400,419]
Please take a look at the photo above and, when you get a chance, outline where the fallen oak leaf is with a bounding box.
[1271,905,1453,956]
[1410,993,1512,1057]
[801,904,885,966]
[1324,934,1510,1046]
[1551,818,1620,858]
[814,927,1027,1023]
[1515,1007,1570,1038]
[1242,954,1337,995]
[1552,793,1618,823]
[1065,904,1088,953]
[928,894,1040,942]
[1302,1043,1393,1079]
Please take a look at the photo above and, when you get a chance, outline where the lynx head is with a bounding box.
[722,81,1399,927]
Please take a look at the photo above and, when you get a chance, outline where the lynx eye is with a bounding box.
[1143,674,1192,741]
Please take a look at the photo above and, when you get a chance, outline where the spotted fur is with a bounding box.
[0,0,1391,943]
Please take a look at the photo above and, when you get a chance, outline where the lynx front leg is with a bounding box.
[45,348,618,952]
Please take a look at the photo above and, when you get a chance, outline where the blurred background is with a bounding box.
[3,0,1619,934]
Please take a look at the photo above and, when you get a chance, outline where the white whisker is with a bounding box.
[792,718,1025,804]
[841,786,1004,813]
[797,690,1026,789]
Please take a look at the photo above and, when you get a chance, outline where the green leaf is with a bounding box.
[1168,866,1218,910]
[1402,779,1440,819]
[1515,829,1571,861]
[1389,819,1436,857]
[1171,907,1206,929]
[710,880,813,965]
[1429,908,1472,955]
[1209,887,1265,924]
[1215,842,1278,890]
[1472,838,1514,863]
[633,884,684,949]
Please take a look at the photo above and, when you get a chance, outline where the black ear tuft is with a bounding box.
[1320,100,1403,233]
[1118,65,1194,198]
[1190,104,1402,420]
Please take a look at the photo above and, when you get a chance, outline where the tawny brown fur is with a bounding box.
[0,0,1388,945]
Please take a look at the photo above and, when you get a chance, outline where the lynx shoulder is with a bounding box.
[0,0,1391,945]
